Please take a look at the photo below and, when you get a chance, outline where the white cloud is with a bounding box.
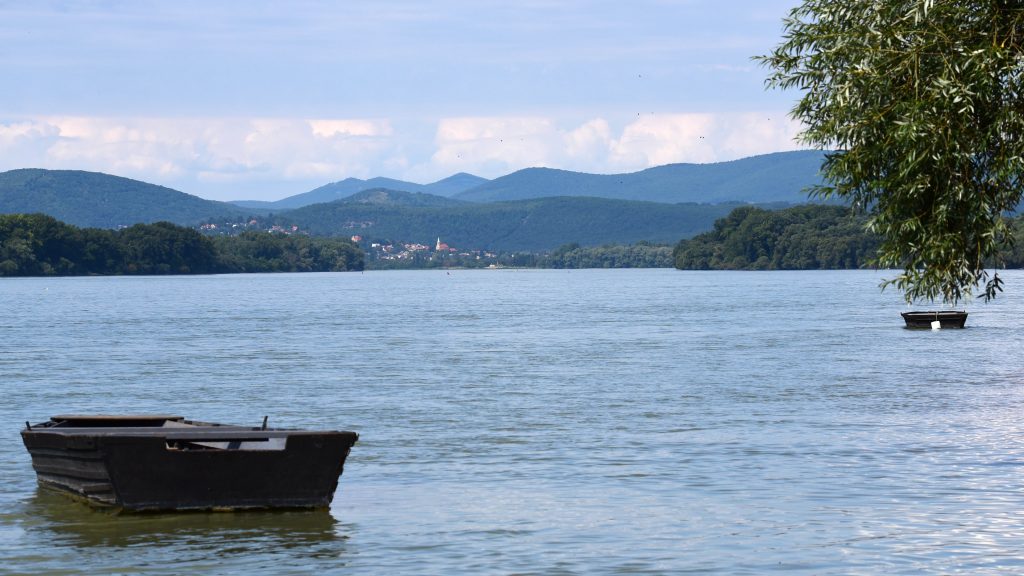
[717,112,805,159]
[309,119,391,138]
[428,113,803,178]
[42,116,196,178]
[0,116,405,198]
[564,119,613,165]
[0,120,62,169]
[612,114,719,167]
[0,121,60,142]
[611,112,805,171]
[0,112,805,200]
[431,117,561,173]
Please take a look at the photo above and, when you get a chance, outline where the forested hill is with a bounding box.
[232,150,825,210]
[0,167,802,249]
[454,150,827,204]
[280,195,765,252]
[673,204,881,270]
[0,169,248,228]
[232,172,489,209]
[339,188,468,207]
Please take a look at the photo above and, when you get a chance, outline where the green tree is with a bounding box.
[0,214,364,276]
[211,232,363,273]
[673,205,880,271]
[758,1,1024,303]
[118,222,219,274]
[0,213,89,275]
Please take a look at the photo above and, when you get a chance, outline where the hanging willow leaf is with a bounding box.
[757,0,1024,304]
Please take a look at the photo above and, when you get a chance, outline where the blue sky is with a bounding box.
[0,1,806,201]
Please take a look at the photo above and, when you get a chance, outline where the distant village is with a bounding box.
[199,219,298,235]
[197,218,510,268]
[193,216,671,269]
[354,235,498,263]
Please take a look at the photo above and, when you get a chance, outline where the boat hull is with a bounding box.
[900,311,968,329]
[21,415,358,511]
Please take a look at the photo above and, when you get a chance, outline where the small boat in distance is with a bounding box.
[21,415,358,512]
[901,310,968,329]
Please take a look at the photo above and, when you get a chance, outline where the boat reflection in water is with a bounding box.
[25,489,347,553]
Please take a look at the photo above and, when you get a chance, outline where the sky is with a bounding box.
[0,0,807,201]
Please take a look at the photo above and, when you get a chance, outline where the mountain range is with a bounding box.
[231,172,489,210]
[0,150,828,251]
[451,150,826,204]
[228,150,826,209]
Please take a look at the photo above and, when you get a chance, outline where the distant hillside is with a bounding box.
[231,172,489,210]
[422,173,490,196]
[340,188,468,207]
[280,193,768,251]
[230,177,420,210]
[0,169,248,228]
[455,150,827,204]
[231,151,825,210]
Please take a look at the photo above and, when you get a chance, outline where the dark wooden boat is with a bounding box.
[20,415,358,511]
[900,310,968,329]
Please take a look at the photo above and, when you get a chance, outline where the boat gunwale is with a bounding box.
[50,415,186,422]
[22,428,357,440]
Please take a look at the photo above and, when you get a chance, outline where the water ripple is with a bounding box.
[3,270,1024,574]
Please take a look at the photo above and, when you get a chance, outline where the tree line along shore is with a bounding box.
[7,205,1024,277]
[0,212,674,275]
[672,204,1024,271]
[0,213,363,276]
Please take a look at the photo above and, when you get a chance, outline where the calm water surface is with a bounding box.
[2,269,1024,574]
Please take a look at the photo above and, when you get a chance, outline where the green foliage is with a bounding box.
[119,222,219,274]
[1000,217,1024,268]
[0,215,224,276]
[759,1,1024,303]
[0,214,363,277]
[540,242,674,268]
[673,205,881,270]
[0,213,77,275]
[213,232,363,273]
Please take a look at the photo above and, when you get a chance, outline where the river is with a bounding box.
[2,269,1024,574]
